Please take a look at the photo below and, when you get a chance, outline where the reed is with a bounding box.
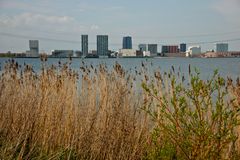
[0,58,239,160]
[0,59,150,159]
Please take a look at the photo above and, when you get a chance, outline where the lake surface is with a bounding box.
[0,57,240,80]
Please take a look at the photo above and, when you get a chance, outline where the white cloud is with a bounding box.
[0,13,74,27]
[0,12,88,34]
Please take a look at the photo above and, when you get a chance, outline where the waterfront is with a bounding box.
[0,57,240,159]
[0,57,240,79]
[1,0,240,158]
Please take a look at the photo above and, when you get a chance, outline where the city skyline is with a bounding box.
[1,36,240,58]
[0,0,240,53]
[0,34,237,54]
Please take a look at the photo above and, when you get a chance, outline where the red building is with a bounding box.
[162,45,179,53]
[169,46,178,53]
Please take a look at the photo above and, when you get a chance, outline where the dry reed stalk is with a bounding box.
[0,60,150,159]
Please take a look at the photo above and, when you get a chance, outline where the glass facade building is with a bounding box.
[180,43,187,52]
[138,44,147,51]
[148,44,158,55]
[122,36,132,49]
[161,45,178,53]
[216,43,228,52]
[81,35,88,56]
[29,40,39,55]
[97,35,108,56]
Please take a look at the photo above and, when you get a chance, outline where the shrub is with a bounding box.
[142,69,240,160]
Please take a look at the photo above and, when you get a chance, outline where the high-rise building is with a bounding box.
[123,36,132,49]
[138,44,147,51]
[161,46,168,53]
[216,43,228,52]
[148,44,157,55]
[97,35,108,57]
[169,46,178,53]
[29,40,39,55]
[81,35,88,56]
[180,43,187,52]
[161,45,178,53]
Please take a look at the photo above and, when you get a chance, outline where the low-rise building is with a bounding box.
[203,51,240,58]
[119,49,136,57]
[143,51,151,57]
[138,44,147,52]
[136,50,143,57]
[51,50,74,57]
[74,50,83,57]
[186,46,201,57]
[136,50,151,57]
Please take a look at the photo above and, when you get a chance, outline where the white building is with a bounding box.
[143,51,151,57]
[216,43,228,52]
[186,46,201,57]
[119,49,136,57]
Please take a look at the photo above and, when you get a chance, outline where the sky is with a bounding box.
[0,0,240,53]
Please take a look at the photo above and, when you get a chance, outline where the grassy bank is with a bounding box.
[0,58,239,159]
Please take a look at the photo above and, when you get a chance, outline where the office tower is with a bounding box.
[122,36,132,49]
[161,46,168,53]
[161,45,179,53]
[148,44,158,55]
[180,43,187,52]
[138,44,147,51]
[169,46,178,53]
[29,40,39,55]
[97,35,108,56]
[216,43,228,52]
[81,35,88,56]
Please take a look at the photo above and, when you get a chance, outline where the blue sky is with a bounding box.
[0,0,240,53]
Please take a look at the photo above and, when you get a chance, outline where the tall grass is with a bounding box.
[0,58,239,159]
[0,59,150,159]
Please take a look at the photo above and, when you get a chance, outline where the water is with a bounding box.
[0,57,240,79]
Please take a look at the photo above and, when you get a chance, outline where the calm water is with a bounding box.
[0,57,240,80]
